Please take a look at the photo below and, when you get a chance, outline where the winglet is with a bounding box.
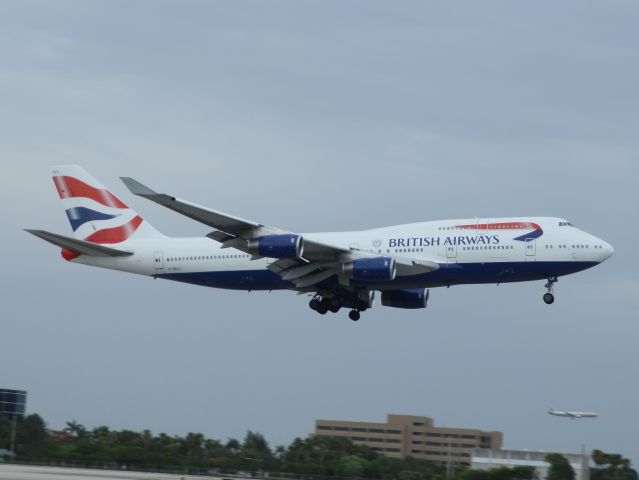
[120,177,159,198]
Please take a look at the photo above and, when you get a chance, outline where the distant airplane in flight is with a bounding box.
[26,166,614,321]
[548,408,598,419]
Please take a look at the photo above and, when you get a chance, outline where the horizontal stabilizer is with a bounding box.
[25,229,133,257]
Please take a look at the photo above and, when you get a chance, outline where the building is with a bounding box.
[0,389,26,421]
[315,414,502,466]
[472,449,589,480]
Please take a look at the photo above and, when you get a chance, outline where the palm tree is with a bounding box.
[64,420,87,439]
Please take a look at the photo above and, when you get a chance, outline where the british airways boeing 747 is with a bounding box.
[548,408,598,419]
[27,166,614,321]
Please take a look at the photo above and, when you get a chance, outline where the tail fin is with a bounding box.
[52,165,163,244]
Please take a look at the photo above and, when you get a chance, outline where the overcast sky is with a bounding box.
[1,0,638,466]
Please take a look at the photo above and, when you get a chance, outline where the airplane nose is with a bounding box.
[601,240,614,261]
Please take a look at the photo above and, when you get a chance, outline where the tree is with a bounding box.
[511,466,537,480]
[17,414,50,456]
[338,455,369,477]
[591,450,638,480]
[545,453,575,480]
[457,466,536,480]
[0,415,12,450]
[64,420,87,439]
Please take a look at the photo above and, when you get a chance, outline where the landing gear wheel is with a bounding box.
[543,276,557,305]
[309,298,320,311]
[317,298,330,315]
[349,310,360,321]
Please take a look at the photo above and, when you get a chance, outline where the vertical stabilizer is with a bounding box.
[52,165,164,246]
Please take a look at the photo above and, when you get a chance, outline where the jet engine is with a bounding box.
[248,234,304,258]
[381,288,429,309]
[342,257,396,281]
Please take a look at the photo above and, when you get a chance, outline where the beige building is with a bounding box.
[315,414,502,466]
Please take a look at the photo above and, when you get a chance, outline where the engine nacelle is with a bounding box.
[342,257,396,281]
[381,288,429,309]
[248,234,304,258]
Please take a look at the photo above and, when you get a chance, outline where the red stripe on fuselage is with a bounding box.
[53,176,128,209]
[455,222,542,231]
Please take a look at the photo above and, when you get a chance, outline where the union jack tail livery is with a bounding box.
[52,165,163,245]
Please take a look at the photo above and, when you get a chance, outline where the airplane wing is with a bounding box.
[120,177,270,236]
[121,177,439,287]
[25,229,133,257]
[121,177,351,260]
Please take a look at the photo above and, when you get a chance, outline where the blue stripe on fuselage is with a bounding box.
[156,261,599,291]
[514,230,544,241]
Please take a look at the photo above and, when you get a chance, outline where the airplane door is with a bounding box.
[154,251,164,271]
[525,239,536,260]
[446,244,457,260]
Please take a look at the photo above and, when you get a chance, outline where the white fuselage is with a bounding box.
[72,216,613,292]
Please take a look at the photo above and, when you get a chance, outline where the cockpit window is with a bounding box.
[558,221,574,227]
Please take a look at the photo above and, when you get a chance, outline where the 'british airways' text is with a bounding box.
[388,235,500,247]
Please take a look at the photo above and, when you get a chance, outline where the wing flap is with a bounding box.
[292,268,338,288]
[394,258,439,276]
[25,229,133,257]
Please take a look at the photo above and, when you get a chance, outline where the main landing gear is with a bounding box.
[309,296,341,315]
[543,276,557,304]
[309,293,367,321]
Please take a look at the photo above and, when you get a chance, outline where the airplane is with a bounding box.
[26,166,614,321]
[548,408,598,419]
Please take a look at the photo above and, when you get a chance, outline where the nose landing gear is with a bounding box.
[348,310,361,321]
[543,276,557,304]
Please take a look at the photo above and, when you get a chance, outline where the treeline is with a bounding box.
[1,414,637,480]
[0,414,446,478]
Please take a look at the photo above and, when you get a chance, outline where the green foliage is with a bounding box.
[591,450,638,480]
[338,454,369,477]
[545,453,575,480]
[2,412,457,480]
[457,465,536,480]
[0,415,12,450]
[16,414,50,456]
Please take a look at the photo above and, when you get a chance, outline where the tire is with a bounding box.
[543,293,555,305]
[349,310,360,321]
